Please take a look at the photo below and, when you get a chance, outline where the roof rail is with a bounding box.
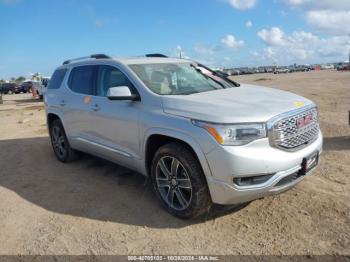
[145,53,168,58]
[62,54,111,65]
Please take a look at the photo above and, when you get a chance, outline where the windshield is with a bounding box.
[129,62,234,95]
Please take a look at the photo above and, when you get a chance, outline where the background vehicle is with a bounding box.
[41,78,50,87]
[0,83,19,94]
[32,81,44,99]
[321,64,335,70]
[274,67,289,74]
[18,82,32,93]
[337,62,350,71]
[45,54,322,219]
[22,81,44,99]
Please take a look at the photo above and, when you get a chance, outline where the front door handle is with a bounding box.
[91,104,100,111]
[59,100,66,106]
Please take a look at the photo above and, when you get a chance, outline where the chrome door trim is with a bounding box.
[76,137,132,158]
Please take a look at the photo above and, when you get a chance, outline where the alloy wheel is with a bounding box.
[155,156,192,211]
[51,125,66,159]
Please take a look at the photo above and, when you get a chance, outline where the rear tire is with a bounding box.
[151,142,211,219]
[49,119,79,162]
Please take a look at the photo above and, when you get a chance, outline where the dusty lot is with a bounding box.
[0,70,349,256]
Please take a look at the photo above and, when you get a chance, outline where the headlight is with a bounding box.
[192,120,267,146]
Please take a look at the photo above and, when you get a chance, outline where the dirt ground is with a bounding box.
[0,70,349,256]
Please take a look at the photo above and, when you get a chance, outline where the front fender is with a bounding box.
[143,127,213,179]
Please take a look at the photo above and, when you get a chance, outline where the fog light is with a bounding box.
[233,174,274,186]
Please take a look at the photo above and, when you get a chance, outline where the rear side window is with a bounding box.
[68,66,95,95]
[48,69,67,89]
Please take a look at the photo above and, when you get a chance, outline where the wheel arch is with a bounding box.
[143,128,213,179]
[47,112,62,129]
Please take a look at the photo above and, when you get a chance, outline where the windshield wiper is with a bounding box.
[190,64,225,89]
[196,63,240,87]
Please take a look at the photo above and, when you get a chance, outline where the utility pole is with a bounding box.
[348,34,350,66]
[177,45,182,59]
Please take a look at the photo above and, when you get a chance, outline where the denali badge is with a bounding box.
[296,114,313,129]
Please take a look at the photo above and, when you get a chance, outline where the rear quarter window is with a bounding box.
[48,69,67,89]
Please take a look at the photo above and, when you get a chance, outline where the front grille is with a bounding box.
[269,107,319,151]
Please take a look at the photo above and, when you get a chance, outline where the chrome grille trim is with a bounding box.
[268,105,319,151]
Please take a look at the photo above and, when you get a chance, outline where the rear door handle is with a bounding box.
[59,100,66,106]
[91,104,100,111]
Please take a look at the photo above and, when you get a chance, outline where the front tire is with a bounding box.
[151,142,211,219]
[49,119,78,162]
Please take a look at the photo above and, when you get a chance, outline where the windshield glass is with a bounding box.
[129,62,233,95]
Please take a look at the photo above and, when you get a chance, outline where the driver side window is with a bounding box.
[96,65,133,97]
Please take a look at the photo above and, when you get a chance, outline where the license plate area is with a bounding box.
[300,151,319,175]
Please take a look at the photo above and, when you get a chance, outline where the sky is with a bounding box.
[0,0,350,79]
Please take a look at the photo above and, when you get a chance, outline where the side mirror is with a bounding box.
[107,86,140,101]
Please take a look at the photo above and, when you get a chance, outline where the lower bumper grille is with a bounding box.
[274,171,304,187]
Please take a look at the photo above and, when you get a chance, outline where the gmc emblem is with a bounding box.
[296,114,313,129]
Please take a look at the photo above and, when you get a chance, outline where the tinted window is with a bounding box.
[96,65,133,97]
[69,66,95,95]
[48,69,67,90]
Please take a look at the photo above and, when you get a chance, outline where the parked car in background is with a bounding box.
[19,82,33,93]
[231,70,240,75]
[288,66,296,73]
[41,78,50,87]
[297,66,310,72]
[22,81,44,99]
[289,66,310,73]
[32,81,44,99]
[0,83,20,94]
[239,67,254,74]
[274,67,289,74]
[321,64,335,70]
[337,63,350,71]
[0,83,10,94]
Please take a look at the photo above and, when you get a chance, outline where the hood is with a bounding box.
[162,84,314,123]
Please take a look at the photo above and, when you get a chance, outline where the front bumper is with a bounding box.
[205,131,323,205]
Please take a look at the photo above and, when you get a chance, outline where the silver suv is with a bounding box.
[45,54,323,218]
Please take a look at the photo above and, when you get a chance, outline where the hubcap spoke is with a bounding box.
[158,158,171,178]
[60,144,66,154]
[175,189,188,208]
[58,136,65,144]
[52,127,59,141]
[157,178,171,188]
[170,158,180,178]
[167,187,175,206]
[177,178,191,189]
